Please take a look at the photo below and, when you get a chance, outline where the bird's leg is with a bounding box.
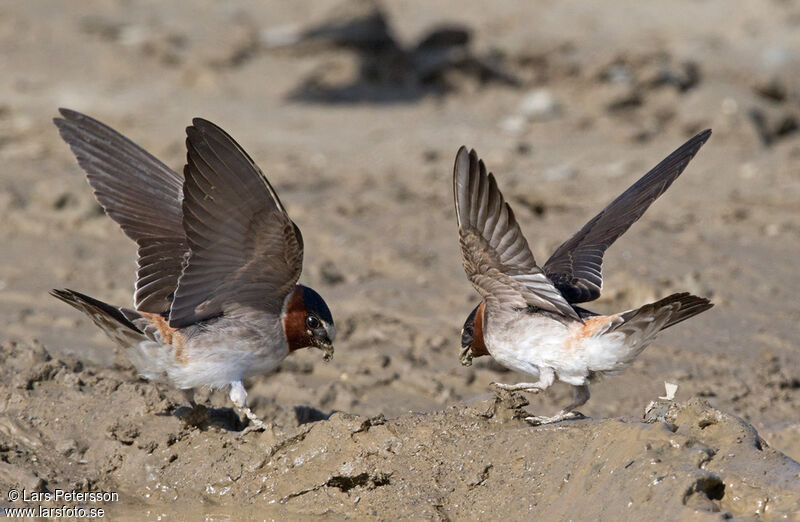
[176,387,213,428]
[228,380,271,434]
[491,382,545,393]
[526,384,590,426]
[182,388,197,408]
[491,366,555,394]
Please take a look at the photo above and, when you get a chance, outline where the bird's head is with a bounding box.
[283,284,335,361]
[460,300,489,366]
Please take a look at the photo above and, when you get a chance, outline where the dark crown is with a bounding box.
[301,285,333,324]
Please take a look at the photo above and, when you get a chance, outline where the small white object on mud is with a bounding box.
[659,382,678,401]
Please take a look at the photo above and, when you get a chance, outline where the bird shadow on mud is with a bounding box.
[294,405,334,425]
[167,404,334,432]
[170,405,247,432]
[266,0,519,104]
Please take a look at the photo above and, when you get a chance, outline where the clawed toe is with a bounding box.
[490,382,541,393]
[232,403,278,436]
[238,422,265,435]
[237,417,277,436]
[525,411,585,426]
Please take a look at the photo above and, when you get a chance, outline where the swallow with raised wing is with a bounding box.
[454,131,713,424]
[51,109,335,432]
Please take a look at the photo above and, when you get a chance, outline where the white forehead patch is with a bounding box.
[326,323,336,342]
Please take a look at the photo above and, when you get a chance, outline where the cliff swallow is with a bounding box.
[50,109,335,432]
[454,131,714,425]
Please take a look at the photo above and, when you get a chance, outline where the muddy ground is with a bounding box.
[1,0,799,519]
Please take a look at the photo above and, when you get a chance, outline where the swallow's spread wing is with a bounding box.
[543,130,711,303]
[168,119,304,328]
[454,147,579,320]
[54,109,187,315]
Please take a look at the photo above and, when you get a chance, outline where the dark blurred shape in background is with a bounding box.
[262,0,519,103]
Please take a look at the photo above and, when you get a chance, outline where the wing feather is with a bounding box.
[454,147,579,319]
[168,119,303,328]
[54,108,187,314]
[543,130,711,303]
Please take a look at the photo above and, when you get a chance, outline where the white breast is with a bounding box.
[483,310,636,386]
[483,311,568,379]
[127,314,290,390]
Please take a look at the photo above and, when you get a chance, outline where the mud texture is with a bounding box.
[1,0,800,519]
[1,342,798,519]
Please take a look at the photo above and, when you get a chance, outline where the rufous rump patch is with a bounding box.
[581,315,616,337]
[141,312,189,364]
[283,286,312,352]
[471,300,490,357]
[141,313,173,343]
[568,314,618,350]
[173,334,188,364]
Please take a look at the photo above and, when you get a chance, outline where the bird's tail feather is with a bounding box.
[616,292,713,333]
[50,289,146,348]
[605,292,713,366]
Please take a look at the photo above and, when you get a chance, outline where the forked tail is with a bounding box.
[606,292,713,365]
[50,289,146,348]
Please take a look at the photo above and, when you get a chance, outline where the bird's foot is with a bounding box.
[525,410,585,426]
[238,422,269,436]
[236,406,277,436]
[182,388,197,408]
[491,382,542,394]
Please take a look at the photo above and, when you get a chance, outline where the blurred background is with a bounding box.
[1,0,798,458]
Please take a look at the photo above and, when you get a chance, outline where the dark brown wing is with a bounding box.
[543,130,711,303]
[454,147,579,320]
[54,109,187,314]
[168,119,303,328]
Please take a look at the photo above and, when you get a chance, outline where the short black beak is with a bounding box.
[317,341,334,361]
[460,345,473,366]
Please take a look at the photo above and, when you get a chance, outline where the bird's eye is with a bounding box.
[306,316,321,330]
[461,327,474,347]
